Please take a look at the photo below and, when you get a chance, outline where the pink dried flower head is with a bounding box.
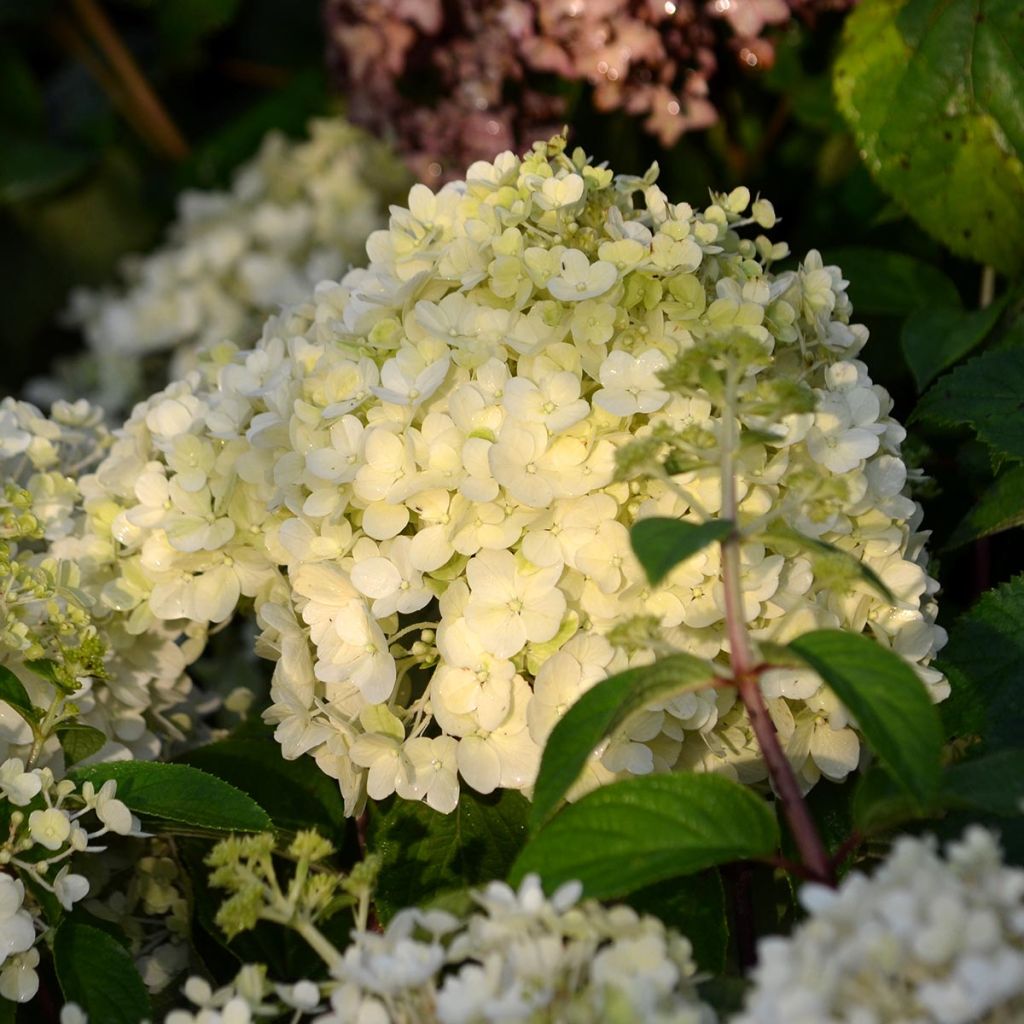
[326,0,854,177]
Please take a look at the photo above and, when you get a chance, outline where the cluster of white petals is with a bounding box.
[0,398,205,766]
[0,760,140,1004]
[47,119,404,414]
[735,828,1024,1024]
[80,136,946,816]
[66,874,713,1024]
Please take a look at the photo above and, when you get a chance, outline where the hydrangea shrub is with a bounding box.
[77,136,946,818]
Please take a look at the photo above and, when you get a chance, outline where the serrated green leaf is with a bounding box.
[368,790,529,922]
[70,762,271,834]
[788,630,943,806]
[510,774,779,899]
[763,524,894,604]
[822,246,960,316]
[54,921,151,1024]
[938,575,1024,747]
[914,349,1024,461]
[901,296,1008,392]
[178,736,348,841]
[834,0,1024,276]
[56,722,106,766]
[630,518,734,586]
[0,665,39,725]
[530,654,717,831]
[944,464,1024,549]
[943,749,1024,816]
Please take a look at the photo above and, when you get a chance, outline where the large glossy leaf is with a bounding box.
[0,664,38,724]
[70,762,271,834]
[510,774,778,899]
[915,349,1024,462]
[788,630,943,805]
[835,0,1024,275]
[368,790,529,921]
[630,518,734,586]
[54,921,151,1024]
[530,653,717,830]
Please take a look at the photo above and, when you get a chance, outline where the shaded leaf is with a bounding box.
[938,576,1024,747]
[835,0,1024,275]
[0,665,39,724]
[178,736,348,842]
[852,764,924,834]
[914,349,1024,461]
[368,790,529,922]
[943,749,1024,816]
[944,464,1024,549]
[822,246,960,315]
[530,653,717,830]
[70,762,271,833]
[56,722,106,766]
[788,630,943,805]
[901,296,1008,391]
[54,921,151,1024]
[510,774,779,899]
[630,517,734,586]
[0,134,91,204]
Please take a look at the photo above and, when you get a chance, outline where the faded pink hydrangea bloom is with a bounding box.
[326,0,853,180]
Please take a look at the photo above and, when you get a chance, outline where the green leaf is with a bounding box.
[630,518,734,586]
[510,774,779,899]
[0,134,91,204]
[944,464,1024,549]
[901,296,1008,391]
[0,665,39,724]
[834,0,1024,276]
[763,525,894,604]
[852,764,924,834]
[24,657,74,693]
[938,575,1024,747]
[70,762,271,834]
[157,0,240,56]
[56,722,106,766]
[915,349,1024,461]
[368,790,530,921]
[787,630,943,805]
[530,653,717,830]
[822,246,960,316]
[54,921,151,1024]
[178,736,348,841]
[943,749,1024,816]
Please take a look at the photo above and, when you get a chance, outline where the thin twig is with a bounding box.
[67,0,189,161]
[719,367,834,886]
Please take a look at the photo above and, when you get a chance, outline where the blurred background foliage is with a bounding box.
[1,0,1022,623]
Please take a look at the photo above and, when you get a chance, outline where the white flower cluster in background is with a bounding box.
[43,119,406,415]
[0,397,206,768]
[735,827,1024,1024]
[63,874,715,1024]
[0,760,140,1004]
[81,135,946,816]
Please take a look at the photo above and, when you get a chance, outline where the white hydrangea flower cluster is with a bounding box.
[0,396,207,767]
[51,119,406,414]
[83,136,946,816]
[0,759,139,1005]
[62,874,714,1024]
[735,827,1024,1024]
